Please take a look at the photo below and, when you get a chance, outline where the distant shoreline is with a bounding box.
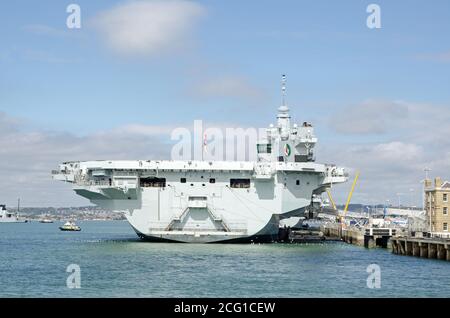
[4,206,126,221]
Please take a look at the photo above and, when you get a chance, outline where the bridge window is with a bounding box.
[257,143,272,154]
[295,155,308,162]
[189,196,207,201]
[209,178,215,183]
[180,178,186,183]
[140,177,166,188]
[230,178,250,188]
[296,180,300,186]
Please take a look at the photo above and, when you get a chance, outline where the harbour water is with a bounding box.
[0,221,449,298]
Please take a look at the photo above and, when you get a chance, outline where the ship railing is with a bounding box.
[76,180,112,186]
[52,169,73,175]
[113,171,140,177]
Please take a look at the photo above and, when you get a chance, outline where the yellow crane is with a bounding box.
[326,171,360,224]
[326,189,337,210]
[341,171,360,223]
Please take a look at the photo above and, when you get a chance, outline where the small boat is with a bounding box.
[59,221,81,231]
[39,214,54,223]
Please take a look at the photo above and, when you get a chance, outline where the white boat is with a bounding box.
[39,218,54,223]
[59,221,81,231]
[0,204,28,223]
[39,213,54,223]
[52,76,348,242]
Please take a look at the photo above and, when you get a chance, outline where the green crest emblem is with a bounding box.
[284,144,291,157]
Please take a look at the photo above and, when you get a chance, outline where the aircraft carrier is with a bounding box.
[52,76,348,242]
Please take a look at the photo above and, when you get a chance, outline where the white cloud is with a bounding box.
[372,142,423,162]
[416,50,450,63]
[92,0,205,56]
[318,141,425,207]
[21,49,82,64]
[330,100,409,134]
[2,99,449,208]
[0,112,20,133]
[111,123,176,136]
[22,24,71,38]
[320,100,450,206]
[0,113,173,207]
[190,75,266,102]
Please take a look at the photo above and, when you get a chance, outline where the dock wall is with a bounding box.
[321,223,393,248]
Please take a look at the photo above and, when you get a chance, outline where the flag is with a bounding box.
[203,133,208,154]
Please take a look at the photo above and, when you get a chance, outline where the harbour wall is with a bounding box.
[321,223,450,261]
[321,223,393,249]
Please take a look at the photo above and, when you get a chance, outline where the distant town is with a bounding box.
[9,206,126,221]
[5,203,423,222]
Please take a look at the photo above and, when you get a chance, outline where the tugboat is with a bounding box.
[59,221,81,231]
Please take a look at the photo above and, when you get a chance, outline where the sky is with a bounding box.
[1,0,450,207]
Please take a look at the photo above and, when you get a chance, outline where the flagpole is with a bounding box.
[202,133,205,161]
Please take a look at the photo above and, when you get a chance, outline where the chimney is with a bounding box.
[435,177,442,188]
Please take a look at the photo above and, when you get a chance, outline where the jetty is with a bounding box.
[391,237,450,261]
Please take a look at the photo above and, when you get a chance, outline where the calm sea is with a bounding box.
[0,221,449,298]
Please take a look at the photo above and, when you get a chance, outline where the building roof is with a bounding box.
[442,181,450,189]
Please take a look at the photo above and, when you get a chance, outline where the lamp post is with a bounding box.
[384,199,390,219]
[396,193,403,208]
[423,167,431,210]
[409,188,414,210]
[423,168,432,234]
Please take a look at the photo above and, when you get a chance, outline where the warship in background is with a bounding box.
[0,202,28,223]
[52,76,348,243]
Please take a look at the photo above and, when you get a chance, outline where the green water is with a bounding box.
[0,221,448,297]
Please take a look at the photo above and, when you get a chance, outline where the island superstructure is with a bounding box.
[52,76,348,242]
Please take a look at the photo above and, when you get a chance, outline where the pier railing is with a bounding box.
[430,233,450,240]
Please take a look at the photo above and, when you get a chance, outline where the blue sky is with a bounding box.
[1,0,450,206]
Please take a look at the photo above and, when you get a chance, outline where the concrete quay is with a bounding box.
[321,223,395,249]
